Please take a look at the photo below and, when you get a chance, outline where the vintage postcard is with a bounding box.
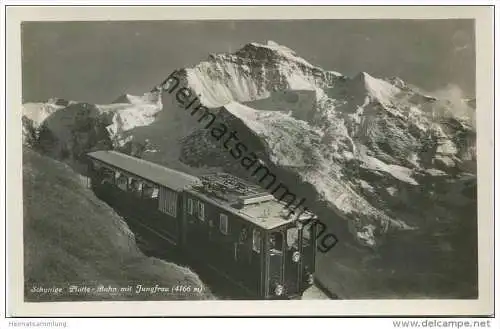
[5,5,494,317]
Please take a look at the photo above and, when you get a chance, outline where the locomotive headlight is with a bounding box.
[307,273,314,285]
[274,284,284,296]
[292,251,301,263]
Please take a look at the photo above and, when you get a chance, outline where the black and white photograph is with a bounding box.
[5,5,495,317]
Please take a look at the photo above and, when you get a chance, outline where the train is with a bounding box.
[86,150,318,299]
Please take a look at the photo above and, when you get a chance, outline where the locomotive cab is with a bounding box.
[184,174,317,300]
[263,213,317,299]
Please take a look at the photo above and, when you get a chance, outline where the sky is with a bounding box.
[21,19,475,104]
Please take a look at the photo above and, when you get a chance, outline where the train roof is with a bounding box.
[187,173,315,230]
[87,150,202,192]
[87,152,315,230]
[187,188,294,230]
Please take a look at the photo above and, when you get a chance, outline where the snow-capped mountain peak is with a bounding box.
[178,41,345,108]
[241,40,317,68]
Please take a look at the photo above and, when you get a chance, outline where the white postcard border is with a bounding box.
[5,5,494,317]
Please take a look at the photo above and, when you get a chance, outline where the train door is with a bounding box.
[301,222,316,285]
[235,227,251,264]
[185,196,209,251]
[267,231,285,297]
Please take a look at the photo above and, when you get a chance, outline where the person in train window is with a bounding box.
[269,233,283,255]
[116,173,128,191]
[130,178,143,196]
[101,168,114,184]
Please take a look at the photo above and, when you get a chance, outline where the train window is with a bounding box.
[197,201,205,221]
[159,187,178,217]
[102,168,114,184]
[269,232,283,254]
[116,173,129,191]
[238,227,248,244]
[252,229,261,253]
[187,198,194,215]
[287,227,299,250]
[219,214,228,235]
[129,178,143,197]
[168,190,177,216]
[143,184,159,200]
[303,223,312,247]
[92,160,103,170]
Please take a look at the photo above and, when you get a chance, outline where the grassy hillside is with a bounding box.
[23,148,213,301]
